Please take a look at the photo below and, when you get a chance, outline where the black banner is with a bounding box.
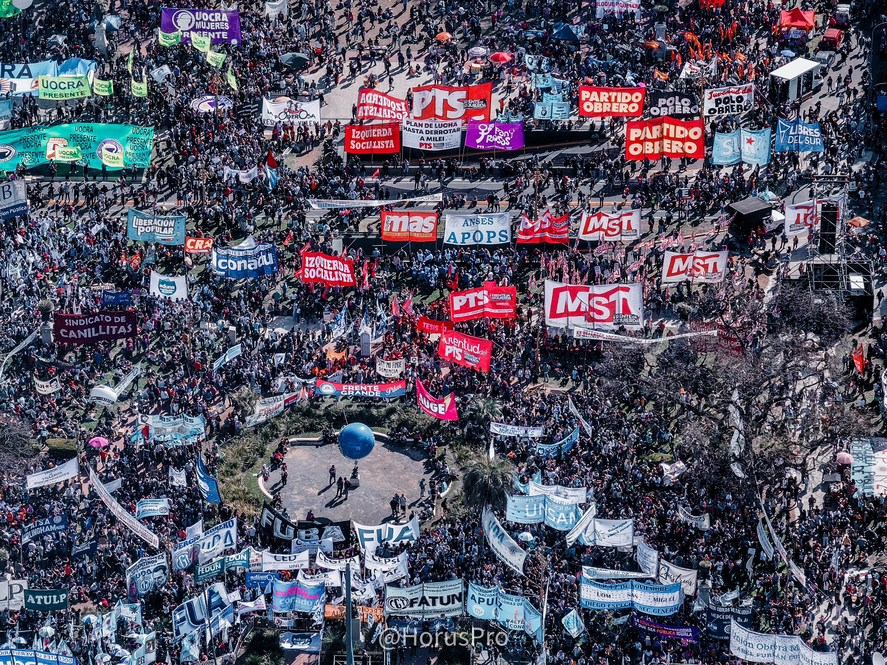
[71,537,98,559]
[705,605,753,640]
[260,502,351,547]
[22,515,68,544]
[647,91,700,118]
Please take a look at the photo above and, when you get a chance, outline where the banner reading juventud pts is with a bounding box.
[437,330,492,372]
[344,124,400,154]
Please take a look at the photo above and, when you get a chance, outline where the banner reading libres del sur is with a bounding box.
[0,124,154,170]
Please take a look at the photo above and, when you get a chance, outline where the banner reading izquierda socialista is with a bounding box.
[0,124,154,171]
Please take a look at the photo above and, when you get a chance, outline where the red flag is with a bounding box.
[446,270,459,291]
[852,345,865,373]
[283,230,293,246]
[266,149,278,169]
[391,294,401,317]
[299,241,311,255]
[372,168,380,178]
[403,293,414,316]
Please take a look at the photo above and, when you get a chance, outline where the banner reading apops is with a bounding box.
[437,330,492,372]
[443,213,511,245]
[411,83,493,122]
[54,311,137,344]
[625,117,704,160]
[380,211,438,242]
[356,89,408,121]
[416,379,458,420]
[401,118,462,150]
[298,252,356,286]
[315,380,406,398]
[344,123,400,154]
[702,84,755,117]
[160,9,241,44]
[449,283,518,322]
[127,208,186,245]
[38,75,91,100]
[578,86,645,117]
[465,121,524,151]
[0,124,154,171]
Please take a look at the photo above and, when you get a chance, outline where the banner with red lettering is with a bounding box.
[449,282,518,322]
[54,311,137,344]
[625,117,705,161]
[356,89,409,122]
[661,251,728,283]
[437,330,493,372]
[411,83,493,122]
[380,211,438,242]
[578,210,641,241]
[185,237,214,254]
[418,316,453,334]
[544,280,644,330]
[298,253,356,286]
[516,210,570,244]
[344,123,401,154]
[416,379,458,420]
[578,87,646,117]
[785,202,817,236]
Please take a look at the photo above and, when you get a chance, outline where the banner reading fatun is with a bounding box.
[38,75,92,100]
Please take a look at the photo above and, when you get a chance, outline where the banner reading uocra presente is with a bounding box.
[0,124,154,170]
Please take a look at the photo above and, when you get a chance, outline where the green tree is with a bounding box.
[463,396,503,433]
[461,458,513,513]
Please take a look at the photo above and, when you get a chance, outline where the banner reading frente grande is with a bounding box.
[316,380,406,398]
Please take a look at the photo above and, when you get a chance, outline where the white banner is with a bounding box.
[636,538,659,576]
[0,180,27,219]
[584,518,634,547]
[315,550,361,571]
[352,516,420,552]
[527,482,587,504]
[262,98,321,126]
[443,213,512,246]
[730,620,838,665]
[490,422,545,438]
[376,358,405,378]
[169,467,187,487]
[677,505,710,531]
[544,280,644,330]
[482,507,526,575]
[785,201,817,236]
[308,193,442,209]
[89,466,159,549]
[26,457,79,490]
[596,0,640,17]
[401,118,462,150]
[658,558,698,596]
[702,84,755,117]
[34,375,61,394]
[582,566,650,580]
[264,0,287,15]
[261,550,310,571]
[661,251,728,283]
[149,271,188,300]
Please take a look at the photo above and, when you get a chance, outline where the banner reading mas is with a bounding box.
[0,124,154,170]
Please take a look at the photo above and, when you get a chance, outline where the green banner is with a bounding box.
[195,559,223,584]
[126,50,133,73]
[38,76,91,100]
[24,588,69,611]
[191,33,211,53]
[224,548,250,570]
[55,146,82,162]
[131,78,147,97]
[206,50,226,68]
[0,0,22,17]
[0,124,154,171]
[93,78,113,96]
[226,66,238,91]
[158,29,181,46]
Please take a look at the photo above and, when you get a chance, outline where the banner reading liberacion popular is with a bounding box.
[0,124,154,171]
[127,209,187,245]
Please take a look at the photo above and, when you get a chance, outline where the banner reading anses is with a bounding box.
[443,213,511,245]
[0,124,154,170]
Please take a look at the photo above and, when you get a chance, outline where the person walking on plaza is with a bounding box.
[329,464,336,485]
[336,476,344,498]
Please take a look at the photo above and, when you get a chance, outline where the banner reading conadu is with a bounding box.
[415,379,458,420]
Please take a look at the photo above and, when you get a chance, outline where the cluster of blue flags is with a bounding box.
[711,117,823,166]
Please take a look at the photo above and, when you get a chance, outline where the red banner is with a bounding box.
[411,83,493,122]
[578,86,646,117]
[416,379,459,420]
[418,316,453,334]
[625,117,705,161]
[356,89,409,122]
[380,211,438,242]
[449,282,518,322]
[185,237,214,254]
[437,330,492,372]
[344,123,401,154]
[516,210,570,244]
[54,311,137,344]
[298,253,356,286]
[852,345,865,373]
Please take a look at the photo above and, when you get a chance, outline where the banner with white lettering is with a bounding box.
[401,118,462,150]
[578,210,641,241]
[89,466,159,549]
[384,580,464,618]
[661,251,728,283]
[580,579,683,615]
[544,280,644,330]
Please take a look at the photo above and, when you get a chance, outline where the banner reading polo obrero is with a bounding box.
[0,124,154,171]
[261,97,321,126]
[356,89,408,122]
[578,86,645,117]
[54,311,137,344]
[412,83,493,122]
[438,330,492,372]
[625,117,704,160]
[465,121,524,151]
[380,211,438,242]
[160,8,241,44]
[316,380,406,398]
[297,253,356,286]
[579,210,641,242]
[517,210,569,243]
[444,213,511,246]
[647,91,699,118]
[344,123,400,154]
[127,208,186,245]
[702,84,755,117]
[401,118,462,150]
[661,250,728,283]
[449,282,517,322]
[212,236,279,279]
[416,379,458,420]
[545,280,644,330]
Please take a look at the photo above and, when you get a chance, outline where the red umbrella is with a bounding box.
[436,31,452,41]
[489,52,513,63]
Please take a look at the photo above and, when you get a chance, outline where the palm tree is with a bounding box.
[462,397,503,437]
[462,458,513,513]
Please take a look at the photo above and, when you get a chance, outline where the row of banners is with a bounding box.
[343,120,526,153]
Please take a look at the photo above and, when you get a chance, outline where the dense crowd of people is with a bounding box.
[1,0,887,663]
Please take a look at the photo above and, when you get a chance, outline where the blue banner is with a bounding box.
[506,495,545,523]
[22,515,68,544]
[878,95,887,112]
[126,209,187,245]
[212,240,279,279]
[536,426,579,458]
[580,579,683,616]
[245,572,279,588]
[544,496,580,531]
[271,579,325,613]
[195,455,221,504]
[775,118,823,153]
[102,290,132,307]
[711,130,740,165]
[463,585,542,642]
[741,128,771,165]
[465,583,499,620]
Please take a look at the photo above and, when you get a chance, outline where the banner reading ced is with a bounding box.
[578,87,645,117]
[625,117,704,161]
